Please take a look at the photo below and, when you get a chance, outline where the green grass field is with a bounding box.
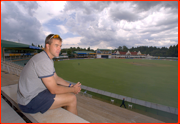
[54,59,178,108]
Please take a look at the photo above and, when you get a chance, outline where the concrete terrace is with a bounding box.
[1,68,165,123]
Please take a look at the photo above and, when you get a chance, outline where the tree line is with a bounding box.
[61,47,94,57]
[63,44,178,57]
[32,42,178,57]
[31,43,43,48]
[115,44,178,57]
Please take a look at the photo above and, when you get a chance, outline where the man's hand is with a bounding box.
[73,82,81,94]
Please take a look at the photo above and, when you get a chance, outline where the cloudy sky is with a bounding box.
[1,1,178,50]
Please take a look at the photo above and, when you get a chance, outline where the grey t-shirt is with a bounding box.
[17,51,55,105]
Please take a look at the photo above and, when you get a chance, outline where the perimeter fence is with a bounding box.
[67,81,178,115]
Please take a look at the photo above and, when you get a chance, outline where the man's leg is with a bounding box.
[49,93,77,115]
[124,104,126,108]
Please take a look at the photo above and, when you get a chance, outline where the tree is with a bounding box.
[77,47,80,51]
[125,44,177,57]
[87,47,90,51]
[122,46,128,51]
[118,46,123,51]
[67,49,72,56]
[175,44,178,57]
[167,44,178,57]
[32,43,35,46]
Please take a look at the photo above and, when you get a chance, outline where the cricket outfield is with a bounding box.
[54,58,178,108]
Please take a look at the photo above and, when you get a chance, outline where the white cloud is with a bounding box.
[43,31,52,37]
[34,1,66,24]
[90,41,116,50]
[57,25,68,34]
[1,1,45,45]
[1,1,178,50]
[62,37,83,48]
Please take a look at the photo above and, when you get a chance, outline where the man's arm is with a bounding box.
[53,73,73,87]
[42,76,81,94]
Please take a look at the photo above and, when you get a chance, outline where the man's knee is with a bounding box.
[70,93,77,103]
[50,93,77,110]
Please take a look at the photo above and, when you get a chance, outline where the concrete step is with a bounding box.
[1,97,25,123]
[1,84,89,123]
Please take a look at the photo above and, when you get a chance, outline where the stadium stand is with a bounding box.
[1,40,89,123]
[96,49,112,58]
[1,40,42,62]
[73,51,96,58]
[1,61,89,123]
[1,84,89,123]
[1,60,23,76]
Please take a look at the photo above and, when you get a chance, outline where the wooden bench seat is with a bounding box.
[1,84,89,123]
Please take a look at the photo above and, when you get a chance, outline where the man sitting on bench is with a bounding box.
[17,34,81,115]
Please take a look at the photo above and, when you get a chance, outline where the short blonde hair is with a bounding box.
[45,34,62,46]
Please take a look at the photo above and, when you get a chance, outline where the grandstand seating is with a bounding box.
[1,84,89,123]
[1,60,89,123]
[1,61,23,76]
[12,59,30,66]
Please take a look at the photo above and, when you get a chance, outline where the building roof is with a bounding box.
[116,51,141,55]
[137,51,141,55]
[131,52,138,55]
[1,40,29,48]
[115,51,119,54]
[119,51,127,55]
[73,51,95,54]
[1,40,42,50]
